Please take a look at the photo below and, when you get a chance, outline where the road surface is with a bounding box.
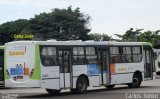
[1,79,160,99]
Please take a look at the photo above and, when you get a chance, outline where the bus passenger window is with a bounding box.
[132,47,142,62]
[73,47,85,65]
[86,47,97,64]
[40,46,57,66]
[110,47,122,63]
[122,47,132,63]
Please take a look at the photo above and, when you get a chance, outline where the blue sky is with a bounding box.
[0,0,159,38]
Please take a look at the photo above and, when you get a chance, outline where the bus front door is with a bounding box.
[58,49,71,88]
[143,48,153,80]
[98,48,110,85]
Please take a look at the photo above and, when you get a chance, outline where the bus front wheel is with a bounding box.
[46,89,60,95]
[75,76,88,94]
[128,74,142,88]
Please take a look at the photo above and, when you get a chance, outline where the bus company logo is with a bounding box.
[9,46,26,56]
[118,66,127,72]
[9,51,25,56]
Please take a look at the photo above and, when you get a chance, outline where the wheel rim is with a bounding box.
[79,78,86,91]
[133,77,138,85]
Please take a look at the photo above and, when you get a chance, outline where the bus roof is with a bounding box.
[5,41,152,46]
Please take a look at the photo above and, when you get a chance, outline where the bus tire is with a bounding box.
[105,85,115,88]
[76,76,88,94]
[46,89,60,95]
[128,74,142,88]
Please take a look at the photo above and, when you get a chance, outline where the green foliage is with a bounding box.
[89,33,112,41]
[115,28,143,42]
[28,6,91,40]
[0,19,29,44]
[115,28,160,47]
[138,30,160,47]
[0,6,91,44]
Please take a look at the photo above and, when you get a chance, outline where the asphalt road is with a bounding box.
[1,79,160,99]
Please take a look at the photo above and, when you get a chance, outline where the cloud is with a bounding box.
[0,0,14,5]
[0,0,49,7]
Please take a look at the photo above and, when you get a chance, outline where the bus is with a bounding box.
[0,46,4,84]
[5,41,155,94]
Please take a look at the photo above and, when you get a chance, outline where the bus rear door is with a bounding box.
[143,47,153,80]
[58,48,72,88]
[98,47,110,85]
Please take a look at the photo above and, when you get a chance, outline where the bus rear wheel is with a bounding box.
[46,89,60,95]
[75,76,88,94]
[128,74,142,88]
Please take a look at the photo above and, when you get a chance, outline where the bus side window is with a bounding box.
[73,47,85,65]
[86,47,97,64]
[40,46,57,66]
[132,47,142,62]
[122,47,132,63]
[110,47,121,63]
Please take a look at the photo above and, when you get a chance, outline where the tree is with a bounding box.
[28,6,91,40]
[115,28,143,42]
[0,19,29,44]
[0,6,91,44]
[139,30,160,47]
[115,28,160,47]
[88,33,112,41]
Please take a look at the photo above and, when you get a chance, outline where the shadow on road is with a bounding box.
[18,85,159,98]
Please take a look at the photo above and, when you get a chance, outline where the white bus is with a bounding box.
[5,41,155,94]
